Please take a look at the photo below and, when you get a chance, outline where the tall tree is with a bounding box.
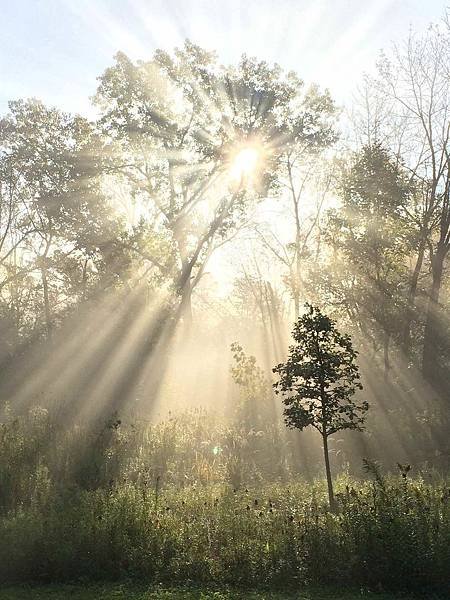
[256,163,334,318]
[322,144,412,376]
[366,25,450,385]
[0,99,122,340]
[94,41,337,322]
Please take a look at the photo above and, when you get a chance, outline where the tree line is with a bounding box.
[0,21,448,419]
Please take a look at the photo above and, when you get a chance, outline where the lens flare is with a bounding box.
[230,147,259,181]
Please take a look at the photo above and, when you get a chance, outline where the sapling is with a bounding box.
[273,304,368,509]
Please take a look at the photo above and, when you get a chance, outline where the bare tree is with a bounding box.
[256,162,334,317]
[352,24,450,379]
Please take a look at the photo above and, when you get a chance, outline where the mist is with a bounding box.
[0,5,449,598]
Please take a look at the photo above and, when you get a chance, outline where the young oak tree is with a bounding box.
[273,304,368,509]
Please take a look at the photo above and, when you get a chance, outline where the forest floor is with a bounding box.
[0,584,429,600]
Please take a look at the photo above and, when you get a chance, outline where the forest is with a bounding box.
[0,4,449,599]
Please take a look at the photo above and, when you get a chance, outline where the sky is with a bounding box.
[1,0,448,118]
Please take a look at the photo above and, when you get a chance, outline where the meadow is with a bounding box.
[0,410,448,597]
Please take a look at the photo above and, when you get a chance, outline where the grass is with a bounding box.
[1,477,449,594]
[0,584,422,600]
[1,413,449,596]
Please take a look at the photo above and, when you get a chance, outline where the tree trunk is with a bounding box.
[295,240,302,319]
[180,281,193,326]
[81,258,89,301]
[41,265,52,340]
[402,240,425,357]
[322,432,335,511]
[383,332,390,381]
[293,286,300,320]
[422,245,446,384]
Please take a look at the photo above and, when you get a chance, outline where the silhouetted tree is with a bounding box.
[273,304,368,509]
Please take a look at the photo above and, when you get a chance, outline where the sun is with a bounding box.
[230,147,260,182]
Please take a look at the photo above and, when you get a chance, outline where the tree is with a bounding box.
[94,41,337,323]
[278,151,336,318]
[230,342,274,427]
[322,143,412,376]
[255,163,334,320]
[273,304,368,509]
[0,99,123,342]
[231,253,288,365]
[360,25,450,386]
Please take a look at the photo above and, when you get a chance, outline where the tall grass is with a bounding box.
[0,408,448,594]
[0,476,449,592]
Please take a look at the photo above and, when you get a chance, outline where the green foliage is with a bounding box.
[230,343,273,426]
[0,410,448,594]
[0,408,295,507]
[273,305,367,436]
[318,144,414,352]
[0,473,448,593]
[93,41,338,310]
[0,99,126,347]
